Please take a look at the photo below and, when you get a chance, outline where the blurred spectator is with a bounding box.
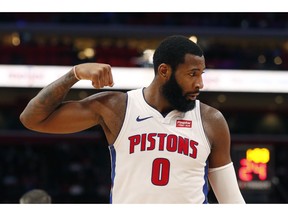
[19,189,52,204]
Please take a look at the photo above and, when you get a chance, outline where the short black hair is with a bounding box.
[153,35,203,74]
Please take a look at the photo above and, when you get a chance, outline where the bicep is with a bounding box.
[34,100,100,134]
[210,112,232,168]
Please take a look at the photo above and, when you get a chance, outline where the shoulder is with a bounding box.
[199,102,232,167]
[199,102,226,123]
[81,90,127,121]
[199,102,230,147]
[84,90,128,144]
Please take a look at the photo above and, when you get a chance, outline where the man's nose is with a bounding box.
[195,76,204,90]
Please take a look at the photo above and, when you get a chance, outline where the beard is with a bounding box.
[161,73,196,112]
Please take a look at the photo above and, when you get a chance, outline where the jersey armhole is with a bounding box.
[196,100,212,151]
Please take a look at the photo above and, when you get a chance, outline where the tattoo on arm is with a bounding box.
[27,70,78,118]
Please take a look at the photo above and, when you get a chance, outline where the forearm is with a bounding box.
[20,68,78,128]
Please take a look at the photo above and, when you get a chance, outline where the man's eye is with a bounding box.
[190,71,205,77]
[190,72,196,77]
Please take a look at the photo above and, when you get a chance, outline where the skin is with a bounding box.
[20,54,231,169]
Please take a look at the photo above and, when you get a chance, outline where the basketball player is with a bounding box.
[19,189,52,204]
[20,35,245,204]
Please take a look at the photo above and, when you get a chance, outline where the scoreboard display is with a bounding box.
[232,144,274,191]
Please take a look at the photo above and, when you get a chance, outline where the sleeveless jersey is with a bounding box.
[108,88,211,203]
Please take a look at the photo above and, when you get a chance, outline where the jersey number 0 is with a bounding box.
[151,158,170,186]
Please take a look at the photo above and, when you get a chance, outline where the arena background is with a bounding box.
[0,12,287,203]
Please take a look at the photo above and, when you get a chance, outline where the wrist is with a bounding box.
[73,66,81,80]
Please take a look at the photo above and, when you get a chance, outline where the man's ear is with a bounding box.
[158,63,170,79]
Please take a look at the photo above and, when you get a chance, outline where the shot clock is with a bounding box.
[232,144,274,191]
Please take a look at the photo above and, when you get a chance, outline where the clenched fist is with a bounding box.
[74,63,114,89]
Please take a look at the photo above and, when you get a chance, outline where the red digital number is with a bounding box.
[239,158,267,181]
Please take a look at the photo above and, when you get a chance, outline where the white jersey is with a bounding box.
[109,88,211,203]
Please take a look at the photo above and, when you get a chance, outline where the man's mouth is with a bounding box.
[186,92,199,100]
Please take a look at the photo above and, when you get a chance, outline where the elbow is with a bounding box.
[19,112,30,129]
[19,111,36,131]
[19,111,49,133]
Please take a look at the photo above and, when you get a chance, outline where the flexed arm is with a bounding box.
[19,63,114,134]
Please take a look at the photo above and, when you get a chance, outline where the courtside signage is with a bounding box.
[1,65,288,93]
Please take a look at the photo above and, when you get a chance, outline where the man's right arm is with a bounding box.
[19,63,114,134]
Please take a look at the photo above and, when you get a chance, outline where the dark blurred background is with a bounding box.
[0,12,287,203]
